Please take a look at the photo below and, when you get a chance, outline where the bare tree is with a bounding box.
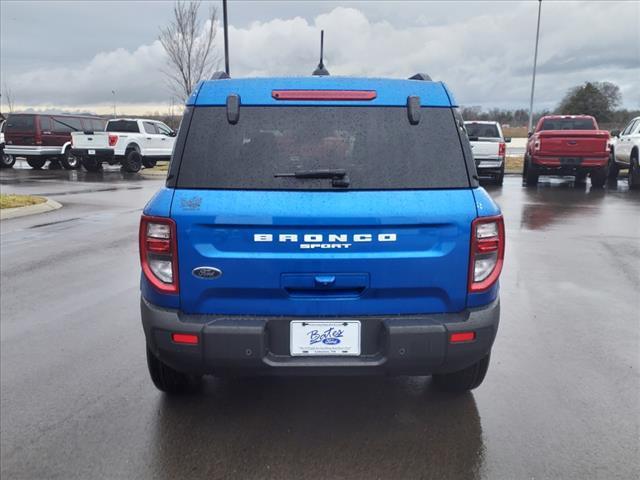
[159,1,219,103]
[3,84,15,113]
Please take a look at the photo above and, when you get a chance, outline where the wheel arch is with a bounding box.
[125,143,141,154]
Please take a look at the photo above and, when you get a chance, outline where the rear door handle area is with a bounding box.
[314,275,336,287]
[282,273,369,298]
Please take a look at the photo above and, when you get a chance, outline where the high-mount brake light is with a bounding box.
[271,90,377,101]
[139,215,179,293]
[108,134,118,147]
[469,215,505,292]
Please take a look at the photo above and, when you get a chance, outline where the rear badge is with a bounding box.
[192,267,222,279]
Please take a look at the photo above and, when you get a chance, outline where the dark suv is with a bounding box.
[140,74,505,394]
[3,113,106,169]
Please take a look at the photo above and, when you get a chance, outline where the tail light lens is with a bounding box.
[139,215,178,293]
[469,215,505,292]
[498,142,506,158]
[108,134,118,147]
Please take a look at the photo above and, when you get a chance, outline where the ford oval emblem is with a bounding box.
[192,267,222,279]
[322,337,341,345]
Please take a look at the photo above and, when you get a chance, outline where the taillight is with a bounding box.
[469,215,505,292]
[498,142,506,158]
[108,134,118,147]
[139,215,178,293]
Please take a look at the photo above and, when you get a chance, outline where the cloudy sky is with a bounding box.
[1,0,638,114]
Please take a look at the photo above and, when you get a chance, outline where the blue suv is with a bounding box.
[140,74,504,394]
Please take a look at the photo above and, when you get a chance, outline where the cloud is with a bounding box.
[5,41,168,108]
[3,2,639,112]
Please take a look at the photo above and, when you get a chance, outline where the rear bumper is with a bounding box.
[141,297,500,376]
[531,155,608,169]
[475,157,504,172]
[4,145,63,156]
[70,148,115,159]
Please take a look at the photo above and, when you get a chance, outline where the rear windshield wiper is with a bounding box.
[275,169,346,179]
[274,169,350,187]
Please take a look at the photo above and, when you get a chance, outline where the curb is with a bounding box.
[1,197,62,220]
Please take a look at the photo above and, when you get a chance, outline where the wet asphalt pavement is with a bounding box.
[1,166,639,480]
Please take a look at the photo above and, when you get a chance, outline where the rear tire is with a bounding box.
[524,157,538,187]
[146,345,202,394]
[607,151,619,180]
[574,171,587,185]
[81,156,103,172]
[590,168,607,188]
[433,353,491,393]
[1,152,15,168]
[629,151,640,190]
[26,158,46,170]
[121,149,142,173]
[142,158,157,168]
[60,147,81,170]
[495,166,505,186]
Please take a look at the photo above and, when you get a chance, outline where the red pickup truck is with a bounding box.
[523,115,610,187]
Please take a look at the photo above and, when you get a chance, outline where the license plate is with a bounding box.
[88,149,96,155]
[290,321,361,356]
[560,157,581,165]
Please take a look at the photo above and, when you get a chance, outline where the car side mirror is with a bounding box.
[610,129,620,138]
[504,137,512,143]
[168,131,177,137]
[468,135,479,141]
[527,131,533,138]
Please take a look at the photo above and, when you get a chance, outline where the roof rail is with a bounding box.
[210,71,230,80]
[409,73,432,81]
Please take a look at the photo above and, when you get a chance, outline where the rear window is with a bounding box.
[176,106,470,190]
[464,123,500,139]
[541,118,595,131]
[6,115,35,132]
[106,120,139,133]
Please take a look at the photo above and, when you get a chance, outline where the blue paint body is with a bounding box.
[143,76,501,317]
[188,77,456,107]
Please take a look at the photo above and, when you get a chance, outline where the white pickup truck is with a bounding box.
[609,116,640,189]
[464,121,511,185]
[71,118,176,172]
[0,120,16,168]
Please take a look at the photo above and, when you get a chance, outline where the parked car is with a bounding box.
[71,118,176,173]
[464,120,510,185]
[609,116,640,189]
[3,113,106,170]
[523,115,610,188]
[0,119,16,168]
[139,74,505,395]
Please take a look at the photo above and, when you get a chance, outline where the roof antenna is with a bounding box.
[312,30,330,76]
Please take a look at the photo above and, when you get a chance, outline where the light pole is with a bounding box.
[528,0,542,133]
[223,0,230,75]
[112,90,116,118]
